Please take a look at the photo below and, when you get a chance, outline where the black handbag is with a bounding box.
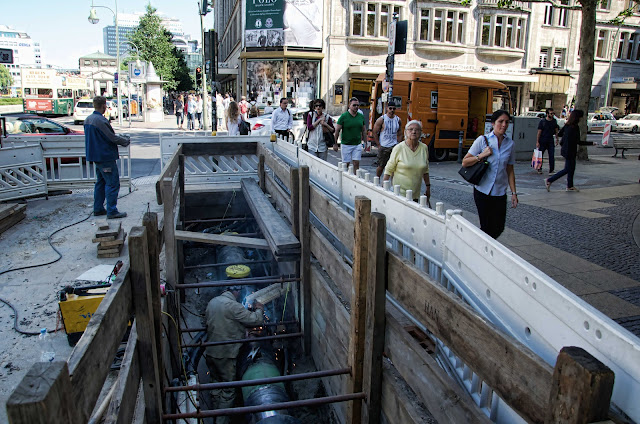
[324,131,335,147]
[238,119,251,135]
[458,136,489,185]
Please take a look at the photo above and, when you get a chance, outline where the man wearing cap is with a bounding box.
[205,286,264,423]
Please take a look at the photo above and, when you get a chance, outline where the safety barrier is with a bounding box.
[0,135,131,199]
[0,142,47,202]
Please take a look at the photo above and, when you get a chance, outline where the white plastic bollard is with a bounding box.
[394,185,401,196]
[364,172,371,182]
[373,176,380,186]
[383,180,391,191]
[419,195,427,207]
[348,164,354,175]
[436,202,444,215]
[406,190,413,200]
[338,161,343,171]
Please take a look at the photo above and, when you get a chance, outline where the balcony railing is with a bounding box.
[477,0,531,11]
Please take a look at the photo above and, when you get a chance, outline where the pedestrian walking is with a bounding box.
[536,108,559,174]
[334,97,366,172]
[205,286,264,424]
[84,96,130,219]
[373,104,402,178]
[263,100,274,115]
[462,110,518,239]
[306,99,334,161]
[239,96,250,120]
[226,101,243,136]
[383,120,430,202]
[216,93,225,131]
[196,94,204,129]
[187,94,197,130]
[545,109,587,192]
[271,98,293,139]
[173,94,184,129]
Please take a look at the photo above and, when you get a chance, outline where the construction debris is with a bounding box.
[92,221,126,258]
[0,203,26,235]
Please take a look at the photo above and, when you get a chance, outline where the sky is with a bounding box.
[2,0,212,69]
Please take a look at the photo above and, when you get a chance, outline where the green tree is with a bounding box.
[0,65,13,94]
[173,47,194,92]
[127,4,192,91]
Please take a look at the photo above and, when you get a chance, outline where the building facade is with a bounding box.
[0,25,43,96]
[78,51,118,96]
[213,0,640,116]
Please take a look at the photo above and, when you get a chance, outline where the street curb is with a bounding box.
[633,211,640,250]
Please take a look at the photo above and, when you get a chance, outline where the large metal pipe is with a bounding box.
[181,332,302,348]
[177,277,300,289]
[184,258,272,270]
[181,320,299,333]
[164,367,351,392]
[162,393,366,420]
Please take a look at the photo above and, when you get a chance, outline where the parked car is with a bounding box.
[614,114,640,133]
[587,112,617,133]
[3,115,83,138]
[598,106,622,118]
[523,111,566,129]
[73,99,95,125]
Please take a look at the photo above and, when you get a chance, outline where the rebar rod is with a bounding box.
[164,367,351,392]
[180,320,299,333]
[181,332,302,348]
[162,392,366,419]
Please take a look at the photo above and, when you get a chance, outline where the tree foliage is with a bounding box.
[0,65,13,93]
[127,4,192,91]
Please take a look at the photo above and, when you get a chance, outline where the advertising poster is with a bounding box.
[245,0,323,49]
[246,60,284,106]
[245,0,285,47]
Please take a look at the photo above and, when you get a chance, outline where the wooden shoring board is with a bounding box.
[241,178,300,257]
[309,184,355,253]
[257,142,291,191]
[174,229,269,250]
[265,173,292,222]
[387,251,553,424]
[156,145,182,205]
[104,321,140,424]
[0,203,26,221]
[0,209,26,234]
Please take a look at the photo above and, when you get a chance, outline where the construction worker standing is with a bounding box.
[205,286,264,423]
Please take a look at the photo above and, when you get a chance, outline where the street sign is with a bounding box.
[114,72,118,84]
[388,21,396,55]
[128,62,147,83]
[382,79,390,93]
[0,48,13,64]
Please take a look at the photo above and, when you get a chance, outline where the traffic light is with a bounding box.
[196,67,202,86]
[200,0,211,15]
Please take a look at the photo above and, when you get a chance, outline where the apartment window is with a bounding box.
[636,35,640,60]
[558,0,569,27]
[516,18,523,48]
[367,4,376,36]
[445,12,454,42]
[539,47,550,67]
[380,5,389,37]
[353,3,363,36]
[598,0,610,10]
[458,13,465,43]
[93,60,99,65]
[628,34,636,60]
[84,60,90,65]
[434,10,443,41]
[617,32,626,59]
[544,5,554,25]
[553,48,565,67]
[505,17,514,47]
[494,17,503,46]
[420,10,430,40]
[596,30,607,58]
[110,61,116,66]
[481,16,491,45]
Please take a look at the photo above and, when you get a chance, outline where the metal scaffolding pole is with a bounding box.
[176,276,300,289]
[181,332,303,348]
[180,320,299,333]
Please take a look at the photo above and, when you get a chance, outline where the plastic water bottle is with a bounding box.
[39,328,55,362]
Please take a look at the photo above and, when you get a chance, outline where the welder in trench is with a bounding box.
[205,285,265,423]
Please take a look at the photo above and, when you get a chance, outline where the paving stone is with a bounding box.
[579,293,640,319]
[613,315,640,336]
[609,287,640,308]
[552,274,604,296]
[572,269,640,292]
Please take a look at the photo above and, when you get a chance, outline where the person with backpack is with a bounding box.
[249,98,259,118]
[306,99,334,160]
[238,96,250,120]
[226,101,243,136]
[271,98,293,139]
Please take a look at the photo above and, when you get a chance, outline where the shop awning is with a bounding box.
[612,82,640,90]
[347,65,538,83]
[530,73,571,94]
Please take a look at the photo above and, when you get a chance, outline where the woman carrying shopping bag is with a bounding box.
[545,110,587,192]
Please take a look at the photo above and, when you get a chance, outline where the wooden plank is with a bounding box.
[348,196,370,424]
[309,226,352,303]
[257,142,291,189]
[309,184,355,252]
[162,177,177,290]
[156,145,182,205]
[385,305,492,423]
[545,346,615,424]
[181,141,257,156]
[68,265,133,423]
[128,227,162,424]
[258,154,266,192]
[387,252,554,424]
[98,230,127,247]
[142,212,163,397]
[290,167,300,238]
[174,229,269,249]
[0,203,26,221]
[97,247,122,254]
[7,361,79,424]
[0,211,26,234]
[94,222,122,239]
[97,252,123,258]
[241,178,300,253]
[265,173,292,222]
[104,322,140,424]
[380,361,437,424]
[299,166,311,353]
[362,212,387,424]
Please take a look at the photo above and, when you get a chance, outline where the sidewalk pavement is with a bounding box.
[111,113,214,133]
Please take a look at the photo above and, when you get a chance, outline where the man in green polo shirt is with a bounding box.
[334,97,366,172]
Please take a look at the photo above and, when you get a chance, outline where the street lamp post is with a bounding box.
[89,0,122,127]
[604,23,623,108]
[122,41,142,128]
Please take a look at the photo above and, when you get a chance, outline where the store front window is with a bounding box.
[286,60,320,110]
[246,60,284,107]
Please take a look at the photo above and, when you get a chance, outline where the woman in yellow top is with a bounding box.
[383,120,431,202]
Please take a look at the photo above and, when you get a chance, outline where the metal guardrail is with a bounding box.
[0,142,47,201]
[159,136,640,422]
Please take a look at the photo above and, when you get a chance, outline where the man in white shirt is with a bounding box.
[263,100,274,115]
[271,98,293,139]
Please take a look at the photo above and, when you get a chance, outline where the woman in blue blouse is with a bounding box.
[461,110,518,239]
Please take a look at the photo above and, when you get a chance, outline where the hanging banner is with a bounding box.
[245,0,323,48]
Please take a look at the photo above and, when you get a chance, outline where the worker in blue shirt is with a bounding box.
[84,96,130,219]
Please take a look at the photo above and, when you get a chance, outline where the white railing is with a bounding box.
[0,142,47,201]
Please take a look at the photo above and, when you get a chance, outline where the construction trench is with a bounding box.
[6,137,640,424]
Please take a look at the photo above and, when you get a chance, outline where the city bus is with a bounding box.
[21,69,91,116]
[370,72,512,161]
